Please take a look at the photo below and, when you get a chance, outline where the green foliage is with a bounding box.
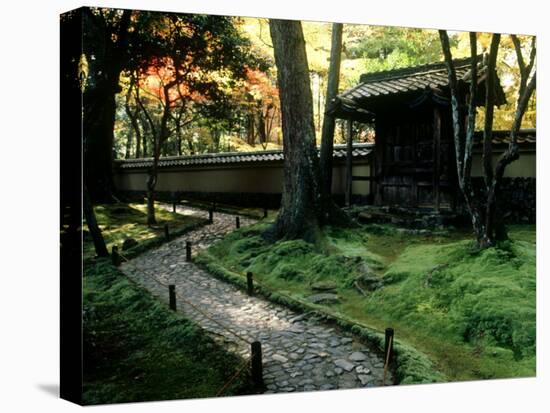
[346,26,446,73]
[83,259,252,404]
[201,223,536,382]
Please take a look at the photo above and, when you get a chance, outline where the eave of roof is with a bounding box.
[473,129,536,146]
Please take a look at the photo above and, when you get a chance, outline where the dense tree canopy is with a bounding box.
[105,17,535,163]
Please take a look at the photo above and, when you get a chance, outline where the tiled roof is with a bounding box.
[474,129,536,146]
[343,58,473,101]
[115,143,374,170]
[329,56,506,120]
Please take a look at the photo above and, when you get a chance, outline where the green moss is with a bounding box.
[83,259,252,404]
[371,238,536,357]
[84,202,207,261]
[199,222,536,384]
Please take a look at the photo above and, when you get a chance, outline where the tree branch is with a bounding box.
[510,35,525,78]
[526,36,536,76]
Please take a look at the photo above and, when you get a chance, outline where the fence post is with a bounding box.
[111,245,120,267]
[263,208,268,219]
[251,341,263,387]
[385,327,394,363]
[186,241,192,262]
[246,272,254,296]
[236,216,240,229]
[208,208,214,224]
[172,201,177,213]
[169,285,177,311]
[164,223,170,241]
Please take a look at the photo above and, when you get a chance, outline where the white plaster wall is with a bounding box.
[115,162,371,195]
[470,152,536,177]
[115,152,534,196]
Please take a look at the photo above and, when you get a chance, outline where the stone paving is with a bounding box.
[120,205,393,394]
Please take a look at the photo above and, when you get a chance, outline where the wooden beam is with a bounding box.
[345,119,353,206]
[433,107,441,212]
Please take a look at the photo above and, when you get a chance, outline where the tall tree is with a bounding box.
[319,23,344,218]
[82,8,132,202]
[269,19,323,241]
[439,31,536,248]
[131,14,257,225]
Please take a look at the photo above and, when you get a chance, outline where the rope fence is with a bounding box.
[118,250,251,345]
[215,356,251,397]
[112,210,396,392]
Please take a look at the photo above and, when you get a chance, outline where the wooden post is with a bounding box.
[208,208,213,224]
[186,241,192,262]
[246,272,254,296]
[236,216,240,229]
[263,208,268,219]
[384,327,394,363]
[433,107,441,212]
[164,223,170,241]
[111,245,120,267]
[169,285,177,311]
[172,201,176,213]
[346,119,353,207]
[374,121,384,206]
[251,341,263,387]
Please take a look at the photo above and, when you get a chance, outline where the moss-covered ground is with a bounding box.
[200,222,536,383]
[83,259,253,404]
[83,202,205,261]
[82,202,250,403]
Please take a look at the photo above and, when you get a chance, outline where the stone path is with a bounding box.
[120,205,392,394]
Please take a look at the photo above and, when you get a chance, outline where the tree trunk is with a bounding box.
[269,19,323,242]
[82,9,131,203]
[125,76,142,158]
[481,34,500,245]
[125,128,133,159]
[83,185,109,257]
[258,109,267,149]
[319,23,344,222]
[146,165,157,226]
[83,84,118,202]
[247,112,256,146]
[135,121,142,158]
[141,117,148,157]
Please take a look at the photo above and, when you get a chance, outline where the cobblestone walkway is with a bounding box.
[120,205,392,394]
